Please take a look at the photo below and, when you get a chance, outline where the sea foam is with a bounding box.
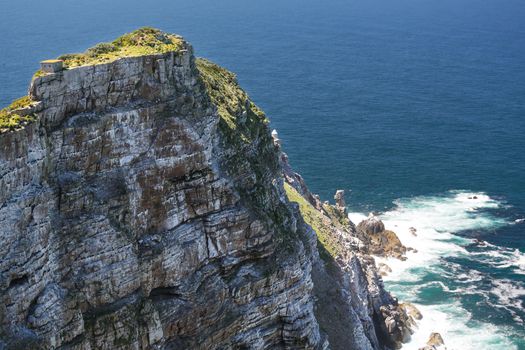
[349,190,524,349]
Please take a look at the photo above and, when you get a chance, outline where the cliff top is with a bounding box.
[34,27,184,76]
[1,27,185,131]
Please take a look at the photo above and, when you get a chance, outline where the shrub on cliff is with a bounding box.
[56,27,183,68]
[0,96,35,132]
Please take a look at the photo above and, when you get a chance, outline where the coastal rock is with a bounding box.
[356,215,407,259]
[334,189,346,209]
[358,213,385,235]
[369,230,407,260]
[419,332,446,350]
[401,302,423,320]
[282,178,415,349]
[378,262,392,276]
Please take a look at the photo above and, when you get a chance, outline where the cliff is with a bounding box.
[0,28,414,349]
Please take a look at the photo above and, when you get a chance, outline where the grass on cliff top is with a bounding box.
[196,58,269,143]
[0,96,36,131]
[284,183,342,258]
[45,27,184,70]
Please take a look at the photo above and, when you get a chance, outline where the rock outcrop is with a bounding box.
[419,332,446,350]
[358,214,386,235]
[334,190,346,214]
[281,157,414,349]
[0,28,414,349]
[357,214,406,260]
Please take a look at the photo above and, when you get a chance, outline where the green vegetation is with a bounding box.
[284,183,342,258]
[0,96,36,131]
[197,58,296,252]
[7,96,32,110]
[33,69,45,78]
[196,58,269,141]
[54,27,184,69]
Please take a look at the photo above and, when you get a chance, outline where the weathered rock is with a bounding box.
[401,302,423,320]
[356,215,407,260]
[281,172,416,349]
[428,332,445,346]
[378,262,393,276]
[369,230,407,260]
[419,332,446,350]
[334,190,346,208]
[358,213,385,235]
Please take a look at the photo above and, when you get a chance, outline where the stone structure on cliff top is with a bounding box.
[0,28,418,349]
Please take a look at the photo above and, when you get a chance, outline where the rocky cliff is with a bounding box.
[0,28,414,349]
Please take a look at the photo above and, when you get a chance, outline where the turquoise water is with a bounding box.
[1,0,524,348]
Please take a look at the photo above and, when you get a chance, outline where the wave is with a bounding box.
[348,190,525,350]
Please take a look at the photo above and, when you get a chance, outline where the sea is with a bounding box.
[0,0,524,348]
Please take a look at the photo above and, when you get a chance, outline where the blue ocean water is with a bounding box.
[1,0,524,348]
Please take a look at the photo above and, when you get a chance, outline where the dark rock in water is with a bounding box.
[409,227,418,236]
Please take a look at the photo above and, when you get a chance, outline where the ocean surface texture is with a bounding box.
[1,0,524,348]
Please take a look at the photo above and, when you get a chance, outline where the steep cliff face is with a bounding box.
[0,28,411,350]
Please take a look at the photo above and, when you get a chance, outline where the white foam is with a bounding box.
[402,302,519,350]
[348,190,523,349]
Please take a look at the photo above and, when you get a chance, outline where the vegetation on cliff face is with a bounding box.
[55,27,184,69]
[197,58,301,252]
[284,183,342,258]
[196,58,269,139]
[0,96,36,131]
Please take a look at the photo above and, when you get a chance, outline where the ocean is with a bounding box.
[1,0,524,348]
